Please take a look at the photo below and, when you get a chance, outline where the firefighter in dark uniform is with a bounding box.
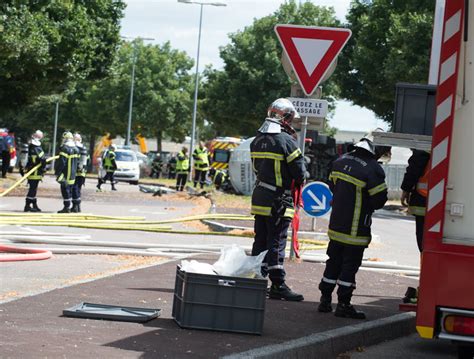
[167,154,177,179]
[176,147,189,191]
[401,150,430,252]
[55,132,79,213]
[318,131,390,318]
[400,149,430,304]
[72,133,89,213]
[97,144,118,191]
[24,130,46,212]
[0,129,12,178]
[251,98,306,301]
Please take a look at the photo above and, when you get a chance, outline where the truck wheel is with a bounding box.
[458,344,474,359]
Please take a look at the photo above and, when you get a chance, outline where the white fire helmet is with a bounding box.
[267,98,300,123]
[32,130,44,140]
[354,128,391,158]
[74,133,82,143]
[110,144,117,151]
[62,131,74,142]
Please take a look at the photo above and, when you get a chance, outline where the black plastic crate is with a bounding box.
[172,266,267,335]
[393,82,437,136]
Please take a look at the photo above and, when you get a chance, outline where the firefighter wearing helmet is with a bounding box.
[71,133,89,213]
[250,98,306,301]
[97,144,118,191]
[318,129,390,319]
[55,131,79,213]
[24,130,46,212]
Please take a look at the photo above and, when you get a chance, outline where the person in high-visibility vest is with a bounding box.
[72,133,89,213]
[401,150,431,252]
[176,147,189,191]
[24,130,46,212]
[55,132,79,213]
[97,144,117,191]
[192,141,210,189]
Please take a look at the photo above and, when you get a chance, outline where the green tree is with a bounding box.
[335,0,435,122]
[202,1,341,137]
[0,0,125,113]
[59,40,194,151]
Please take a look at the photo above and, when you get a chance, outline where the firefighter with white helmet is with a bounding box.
[24,130,46,212]
[318,129,390,319]
[97,144,117,191]
[55,131,79,213]
[71,133,89,213]
[250,98,306,301]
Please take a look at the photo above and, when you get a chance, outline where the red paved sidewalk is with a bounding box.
[0,257,417,358]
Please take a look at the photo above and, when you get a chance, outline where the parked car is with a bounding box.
[99,149,140,185]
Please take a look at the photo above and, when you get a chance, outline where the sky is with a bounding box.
[120,0,389,132]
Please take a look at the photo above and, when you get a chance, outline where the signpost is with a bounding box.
[301,181,333,217]
[274,25,352,96]
[274,24,351,259]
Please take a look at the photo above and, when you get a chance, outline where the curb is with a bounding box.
[222,312,416,359]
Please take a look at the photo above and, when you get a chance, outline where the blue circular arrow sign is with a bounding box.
[301,181,333,217]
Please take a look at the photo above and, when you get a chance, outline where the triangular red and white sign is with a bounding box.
[275,25,352,96]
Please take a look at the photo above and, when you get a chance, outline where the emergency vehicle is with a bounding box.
[209,137,242,170]
[373,0,474,355]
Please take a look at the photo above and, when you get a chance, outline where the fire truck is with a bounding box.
[209,137,242,170]
[374,0,474,355]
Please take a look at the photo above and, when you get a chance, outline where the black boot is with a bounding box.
[58,202,71,213]
[111,184,117,191]
[71,204,79,213]
[318,296,333,313]
[268,283,304,302]
[96,179,103,192]
[335,303,366,319]
[31,200,41,212]
[402,287,418,304]
[24,199,32,212]
[76,203,81,213]
[318,281,335,313]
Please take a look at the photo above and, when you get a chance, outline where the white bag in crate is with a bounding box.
[213,244,268,278]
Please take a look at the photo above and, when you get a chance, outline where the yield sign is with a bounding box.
[275,25,352,96]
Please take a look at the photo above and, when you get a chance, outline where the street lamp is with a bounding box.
[177,0,227,169]
[121,36,155,146]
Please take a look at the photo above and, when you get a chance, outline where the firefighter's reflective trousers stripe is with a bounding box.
[252,214,290,286]
[250,205,294,219]
[319,240,365,304]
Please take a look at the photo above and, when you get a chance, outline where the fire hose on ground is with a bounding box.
[0,229,420,277]
[0,156,59,198]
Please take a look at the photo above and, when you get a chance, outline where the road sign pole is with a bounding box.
[290,115,308,261]
[312,217,317,231]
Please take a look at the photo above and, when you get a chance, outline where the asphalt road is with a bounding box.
[345,334,458,359]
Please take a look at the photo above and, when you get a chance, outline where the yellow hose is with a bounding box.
[0,156,59,198]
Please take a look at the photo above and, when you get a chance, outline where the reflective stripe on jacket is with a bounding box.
[103,150,117,172]
[250,130,306,217]
[328,148,388,246]
[176,151,190,173]
[55,144,79,185]
[26,143,45,180]
[401,150,430,217]
[193,148,209,170]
